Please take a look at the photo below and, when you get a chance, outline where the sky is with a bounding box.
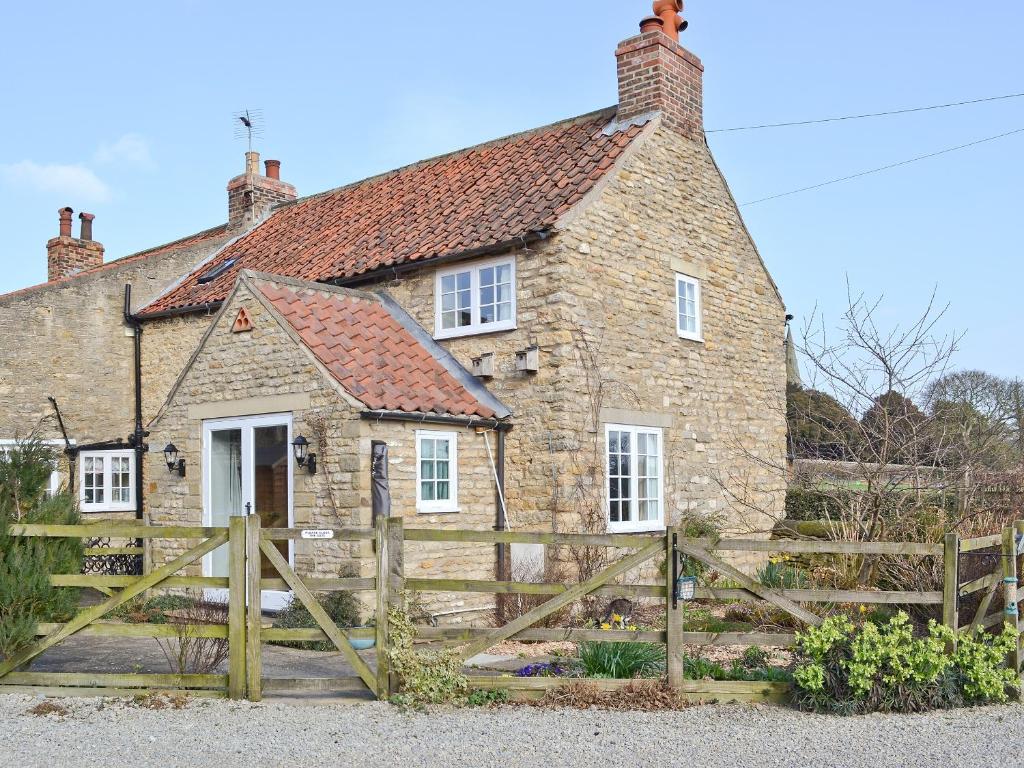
[1,1,1021,378]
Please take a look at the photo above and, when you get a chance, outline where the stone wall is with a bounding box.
[374,119,787,570]
[0,234,230,450]
[145,281,500,620]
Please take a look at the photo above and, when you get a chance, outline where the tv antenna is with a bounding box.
[233,109,265,153]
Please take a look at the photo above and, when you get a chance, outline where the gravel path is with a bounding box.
[1,693,1021,767]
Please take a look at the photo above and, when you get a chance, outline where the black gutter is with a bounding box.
[334,230,551,289]
[123,285,149,520]
[360,410,514,432]
[47,396,75,492]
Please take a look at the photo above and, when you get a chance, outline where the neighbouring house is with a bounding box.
[0,4,787,618]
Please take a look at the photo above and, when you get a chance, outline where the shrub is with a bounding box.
[466,688,511,707]
[0,442,82,662]
[113,593,199,624]
[682,650,792,683]
[792,612,1019,714]
[272,591,362,651]
[387,593,467,707]
[577,641,665,679]
[154,594,229,674]
[757,558,810,589]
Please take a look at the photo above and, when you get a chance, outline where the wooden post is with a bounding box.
[1001,524,1019,673]
[387,517,404,697]
[665,527,684,690]
[374,515,390,700]
[227,515,246,700]
[942,531,959,644]
[245,514,263,702]
[1015,521,1024,675]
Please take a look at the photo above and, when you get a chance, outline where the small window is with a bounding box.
[435,257,516,339]
[416,431,458,513]
[79,450,135,512]
[606,424,664,533]
[675,273,703,341]
[0,440,66,498]
[197,258,237,285]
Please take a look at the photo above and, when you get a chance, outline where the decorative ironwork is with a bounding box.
[83,537,142,576]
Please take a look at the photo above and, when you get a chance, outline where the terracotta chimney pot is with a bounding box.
[652,0,685,42]
[58,207,73,238]
[264,159,281,180]
[639,16,664,34]
[78,212,95,241]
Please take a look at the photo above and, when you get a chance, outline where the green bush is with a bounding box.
[682,648,792,683]
[387,594,467,706]
[757,559,810,589]
[577,641,665,679]
[0,442,83,661]
[272,591,362,651]
[793,612,1019,714]
[112,593,199,624]
[466,688,511,707]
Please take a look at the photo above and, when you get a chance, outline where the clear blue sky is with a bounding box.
[1,2,1021,378]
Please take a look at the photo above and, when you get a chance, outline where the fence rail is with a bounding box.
[3,518,1022,703]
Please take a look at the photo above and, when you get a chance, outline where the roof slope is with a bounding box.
[0,224,229,303]
[141,108,646,316]
[249,274,505,419]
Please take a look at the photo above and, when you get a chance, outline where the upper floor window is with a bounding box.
[434,257,516,339]
[416,430,458,513]
[79,449,134,512]
[676,273,703,341]
[606,424,664,533]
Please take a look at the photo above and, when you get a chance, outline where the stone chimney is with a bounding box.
[46,207,104,281]
[616,1,704,139]
[227,152,297,231]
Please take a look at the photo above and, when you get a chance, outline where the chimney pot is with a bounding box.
[245,151,261,177]
[264,159,281,180]
[639,16,664,34]
[79,212,95,241]
[653,1,685,42]
[58,207,74,238]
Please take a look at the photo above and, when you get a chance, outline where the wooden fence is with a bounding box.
[2,517,1022,703]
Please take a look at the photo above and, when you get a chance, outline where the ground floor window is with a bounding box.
[79,449,135,512]
[416,430,458,513]
[0,439,67,497]
[605,424,664,532]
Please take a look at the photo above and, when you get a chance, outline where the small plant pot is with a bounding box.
[348,629,375,651]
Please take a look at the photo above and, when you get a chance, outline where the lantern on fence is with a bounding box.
[675,575,697,602]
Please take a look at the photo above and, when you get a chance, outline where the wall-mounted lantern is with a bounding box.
[291,435,317,475]
[162,443,186,477]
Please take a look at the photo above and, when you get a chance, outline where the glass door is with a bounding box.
[202,414,293,610]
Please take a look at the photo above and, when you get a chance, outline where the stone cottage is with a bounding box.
[0,4,787,615]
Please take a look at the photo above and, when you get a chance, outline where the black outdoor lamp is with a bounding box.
[291,435,317,475]
[163,443,186,477]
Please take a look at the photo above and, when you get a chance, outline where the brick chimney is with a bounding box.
[227,152,297,231]
[616,1,703,139]
[46,208,104,281]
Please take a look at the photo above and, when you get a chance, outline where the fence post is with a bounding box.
[1001,524,1020,676]
[374,515,391,700]
[665,526,683,690]
[942,531,959,644]
[227,515,247,700]
[1014,521,1024,676]
[245,514,263,702]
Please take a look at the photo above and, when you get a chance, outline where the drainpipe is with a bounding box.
[495,428,507,582]
[123,285,148,520]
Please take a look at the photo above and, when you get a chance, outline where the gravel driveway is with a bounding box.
[2,693,1021,768]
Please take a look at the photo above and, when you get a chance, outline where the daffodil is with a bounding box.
[859,604,868,614]
[611,613,623,623]
[600,622,612,630]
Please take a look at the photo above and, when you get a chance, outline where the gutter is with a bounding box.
[360,410,514,432]
[123,285,149,521]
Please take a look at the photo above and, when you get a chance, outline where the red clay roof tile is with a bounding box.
[141,109,644,316]
[252,277,497,418]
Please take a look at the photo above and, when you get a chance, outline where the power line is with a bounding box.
[741,126,1024,207]
[707,91,1024,134]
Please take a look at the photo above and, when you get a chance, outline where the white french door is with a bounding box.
[202,413,294,610]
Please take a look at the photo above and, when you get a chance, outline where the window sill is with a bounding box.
[80,506,136,515]
[607,524,666,535]
[676,332,704,344]
[417,507,461,515]
[434,323,517,341]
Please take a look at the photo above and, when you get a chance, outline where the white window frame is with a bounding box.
[0,439,70,497]
[434,256,517,339]
[415,430,459,514]
[78,449,135,513]
[675,273,703,342]
[605,424,665,534]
